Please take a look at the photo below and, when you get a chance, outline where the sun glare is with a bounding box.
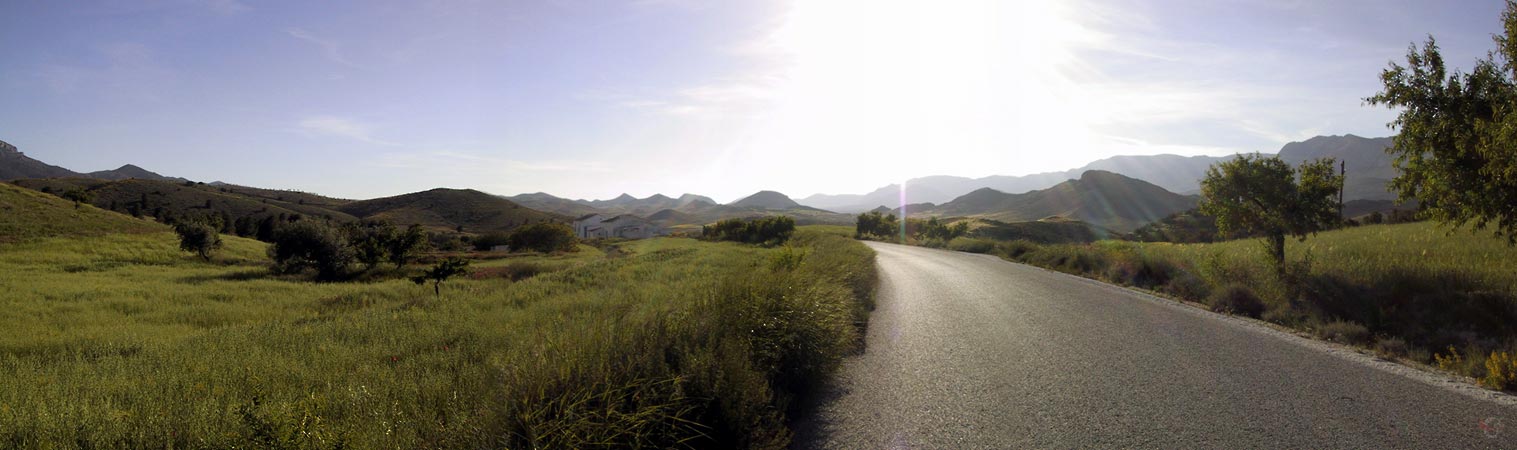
[748,0,1105,190]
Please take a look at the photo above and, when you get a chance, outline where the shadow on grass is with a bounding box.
[177,268,272,283]
[1297,268,1517,350]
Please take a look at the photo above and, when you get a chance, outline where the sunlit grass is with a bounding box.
[0,227,876,448]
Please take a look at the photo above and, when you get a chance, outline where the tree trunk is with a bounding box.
[1268,232,1286,278]
[433,281,441,297]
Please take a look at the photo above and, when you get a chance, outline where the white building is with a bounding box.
[573,213,664,239]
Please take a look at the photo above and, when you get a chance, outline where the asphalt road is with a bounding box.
[792,241,1517,449]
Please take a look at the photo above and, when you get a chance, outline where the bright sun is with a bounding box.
[736,0,1107,191]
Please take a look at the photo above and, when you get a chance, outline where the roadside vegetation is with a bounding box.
[933,221,1517,389]
[0,204,876,448]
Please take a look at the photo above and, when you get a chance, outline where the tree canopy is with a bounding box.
[1366,2,1517,243]
[1199,154,1342,273]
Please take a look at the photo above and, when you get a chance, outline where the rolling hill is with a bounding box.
[507,192,603,217]
[339,188,566,233]
[729,190,803,209]
[0,182,164,241]
[10,178,357,225]
[907,170,1198,232]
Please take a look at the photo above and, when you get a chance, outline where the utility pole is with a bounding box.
[1338,160,1346,222]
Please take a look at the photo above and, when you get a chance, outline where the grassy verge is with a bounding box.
[923,222,1517,390]
[0,227,875,448]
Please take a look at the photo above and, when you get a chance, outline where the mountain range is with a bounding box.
[800,135,1399,213]
[1,134,1411,234]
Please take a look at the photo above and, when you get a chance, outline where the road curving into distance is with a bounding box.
[792,241,1517,449]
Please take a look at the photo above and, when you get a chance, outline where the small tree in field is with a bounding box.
[61,188,93,208]
[174,220,223,261]
[387,224,428,269]
[412,257,470,297]
[1200,154,1342,275]
[344,220,396,271]
[269,220,353,281]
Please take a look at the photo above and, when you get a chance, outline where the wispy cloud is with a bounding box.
[34,42,174,100]
[297,116,396,145]
[285,28,360,68]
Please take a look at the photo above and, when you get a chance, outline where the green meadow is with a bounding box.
[944,221,1517,387]
[0,221,875,448]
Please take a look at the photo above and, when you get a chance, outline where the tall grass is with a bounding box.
[939,222,1517,389]
[0,227,875,448]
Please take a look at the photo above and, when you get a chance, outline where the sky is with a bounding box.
[0,0,1508,202]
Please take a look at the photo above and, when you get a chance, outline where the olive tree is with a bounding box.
[174,220,223,261]
[1366,2,1517,243]
[1199,154,1343,275]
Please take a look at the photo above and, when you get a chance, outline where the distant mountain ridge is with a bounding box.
[800,134,1398,213]
[903,170,1199,232]
[0,139,189,183]
[341,188,566,233]
[86,164,188,183]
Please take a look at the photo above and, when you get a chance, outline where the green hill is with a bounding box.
[0,182,163,242]
[338,188,566,233]
[10,178,356,226]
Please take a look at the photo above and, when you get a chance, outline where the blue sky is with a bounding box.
[0,0,1506,202]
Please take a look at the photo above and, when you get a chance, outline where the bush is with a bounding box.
[1483,351,1517,390]
[703,216,796,246]
[508,223,578,253]
[946,237,996,254]
[471,231,512,251]
[1209,284,1265,318]
[1317,320,1371,345]
[1375,337,1409,357]
[1161,272,1211,302]
[268,220,353,281]
[174,220,223,261]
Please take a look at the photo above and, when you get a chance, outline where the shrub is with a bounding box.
[471,231,513,251]
[703,216,796,246]
[946,237,996,254]
[174,220,223,261]
[995,240,1039,259]
[1161,272,1211,302]
[508,223,578,253]
[1483,351,1517,390]
[1375,337,1409,358]
[1317,320,1371,345]
[1209,284,1265,318]
[268,220,353,281]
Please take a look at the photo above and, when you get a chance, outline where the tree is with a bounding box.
[411,257,470,297]
[268,220,353,281]
[387,224,428,269]
[507,223,578,253]
[1199,154,1343,275]
[1366,4,1517,244]
[61,188,93,208]
[855,211,900,239]
[344,220,396,271]
[174,220,223,261]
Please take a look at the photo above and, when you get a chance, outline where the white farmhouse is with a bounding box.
[573,213,665,239]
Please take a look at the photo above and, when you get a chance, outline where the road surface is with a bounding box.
[792,241,1517,449]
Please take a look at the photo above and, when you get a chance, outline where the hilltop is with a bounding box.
[339,188,566,233]
[905,170,1197,232]
[0,140,78,180]
[729,190,803,210]
[86,164,189,183]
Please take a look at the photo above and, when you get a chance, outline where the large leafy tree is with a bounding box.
[1200,154,1343,274]
[1366,2,1517,243]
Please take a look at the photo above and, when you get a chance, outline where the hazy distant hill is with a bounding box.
[340,188,566,233]
[0,140,79,180]
[801,134,1398,212]
[507,192,603,217]
[86,164,189,183]
[729,190,804,210]
[908,170,1198,232]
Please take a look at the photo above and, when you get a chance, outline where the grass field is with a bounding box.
[941,221,1517,388]
[0,225,875,448]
